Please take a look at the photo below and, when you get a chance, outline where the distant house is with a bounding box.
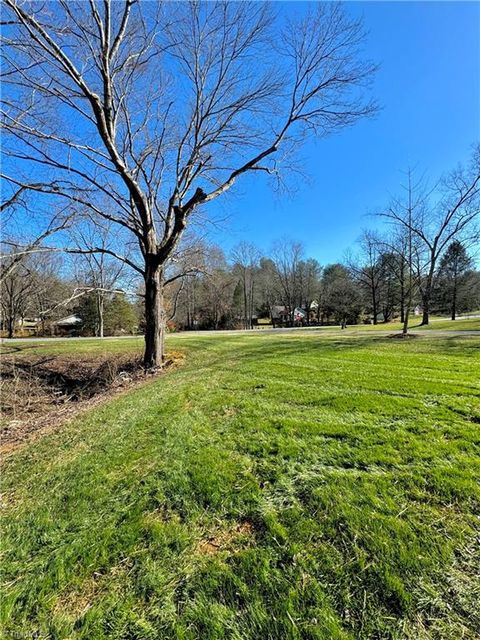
[51,315,83,336]
[270,305,308,326]
[293,307,306,322]
[270,305,289,321]
[17,317,41,334]
[235,314,259,327]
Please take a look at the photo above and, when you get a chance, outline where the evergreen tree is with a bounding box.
[437,242,474,320]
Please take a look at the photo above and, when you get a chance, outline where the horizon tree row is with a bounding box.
[1,230,479,338]
[167,235,480,331]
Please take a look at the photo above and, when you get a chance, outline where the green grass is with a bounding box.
[2,332,480,639]
[351,316,480,332]
[0,336,145,357]
[419,317,480,330]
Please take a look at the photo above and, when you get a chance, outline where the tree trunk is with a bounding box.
[421,257,436,326]
[96,291,104,338]
[143,263,165,368]
[8,316,14,339]
[8,295,15,338]
[421,294,430,326]
[243,273,248,330]
[399,274,405,324]
[249,279,255,330]
[451,278,457,321]
[402,307,410,335]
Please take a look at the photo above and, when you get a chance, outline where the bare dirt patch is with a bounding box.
[0,351,183,452]
[53,556,135,620]
[195,521,255,556]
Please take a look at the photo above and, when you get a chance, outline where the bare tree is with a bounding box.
[164,238,209,328]
[28,253,73,334]
[384,231,409,324]
[231,242,260,330]
[381,169,427,335]
[196,247,235,330]
[271,239,305,324]
[297,258,322,324]
[1,182,72,284]
[256,257,278,325]
[321,263,361,329]
[71,221,128,338]
[2,0,376,366]
[0,249,39,337]
[349,230,385,324]
[383,153,480,326]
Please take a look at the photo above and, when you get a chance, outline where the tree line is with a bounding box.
[2,230,478,339]
[170,236,480,331]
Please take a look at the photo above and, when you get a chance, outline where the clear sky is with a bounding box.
[207,1,480,263]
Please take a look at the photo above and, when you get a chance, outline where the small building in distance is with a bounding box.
[51,315,83,336]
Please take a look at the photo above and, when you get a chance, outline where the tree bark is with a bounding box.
[143,263,165,369]
[421,251,437,326]
[402,307,410,335]
[243,272,248,330]
[421,288,431,326]
[249,281,254,329]
[451,277,457,321]
[8,293,15,338]
[8,316,14,339]
[96,291,104,338]
[370,275,378,324]
[399,260,405,324]
[402,273,412,335]
[400,283,405,324]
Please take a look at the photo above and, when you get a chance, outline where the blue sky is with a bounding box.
[207,1,480,263]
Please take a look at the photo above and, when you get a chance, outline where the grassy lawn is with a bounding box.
[254,317,480,332]
[354,317,480,332]
[1,332,480,639]
[0,336,145,357]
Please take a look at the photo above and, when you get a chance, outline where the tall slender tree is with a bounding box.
[350,230,385,324]
[231,242,260,330]
[383,153,480,326]
[271,240,304,325]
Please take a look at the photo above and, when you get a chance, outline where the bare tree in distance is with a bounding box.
[382,230,409,325]
[297,258,322,324]
[1,182,72,284]
[0,248,37,337]
[2,0,377,366]
[348,230,385,324]
[231,242,260,330]
[381,169,427,335]
[270,239,305,325]
[382,152,480,327]
[164,238,210,327]
[71,221,128,338]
